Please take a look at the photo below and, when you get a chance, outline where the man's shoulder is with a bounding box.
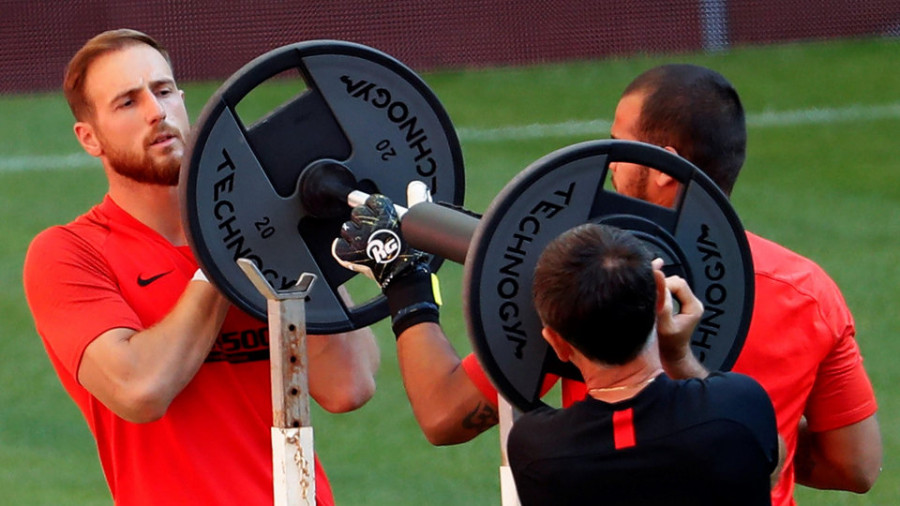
[669,373,777,455]
[747,233,853,341]
[23,203,121,294]
[670,373,772,420]
[700,373,776,429]
[510,403,592,440]
[513,404,566,428]
[747,231,843,296]
[702,371,769,398]
[747,231,817,271]
[27,206,110,258]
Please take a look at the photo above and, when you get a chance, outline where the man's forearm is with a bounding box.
[396,322,497,445]
[795,415,882,493]
[78,279,231,422]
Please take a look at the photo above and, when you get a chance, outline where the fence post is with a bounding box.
[238,258,316,506]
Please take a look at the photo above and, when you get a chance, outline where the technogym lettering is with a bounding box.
[495,181,576,359]
[339,74,439,190]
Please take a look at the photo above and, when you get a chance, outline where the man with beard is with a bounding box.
[23,29,380,506]
[333,64,881,505]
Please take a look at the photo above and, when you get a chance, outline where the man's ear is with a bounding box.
[650,145,682,189]
[646,145,684,208]
[74,121,102,157]
[542,327,572,363]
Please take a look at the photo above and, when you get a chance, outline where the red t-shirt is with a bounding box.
[24,196,334,506]
[462,231,877,506]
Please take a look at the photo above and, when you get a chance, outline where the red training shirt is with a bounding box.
[462,231,877,506]
[24,196,335,506]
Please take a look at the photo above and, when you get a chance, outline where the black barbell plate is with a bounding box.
[463,140,754,412]
[181,40,465,333]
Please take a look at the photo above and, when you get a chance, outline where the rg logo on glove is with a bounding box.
[366,230,402,264]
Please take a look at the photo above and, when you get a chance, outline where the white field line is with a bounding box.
[456,102,900,142]
[3,102,900,173]
[0,153,95,173]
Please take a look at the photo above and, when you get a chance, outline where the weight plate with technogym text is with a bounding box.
[181,40,465,333]
[463,140,754,412]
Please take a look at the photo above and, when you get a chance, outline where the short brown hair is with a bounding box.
[532,224,657,365]
[63,29,171,121]
[623,64,746,196]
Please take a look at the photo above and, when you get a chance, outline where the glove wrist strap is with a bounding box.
[385,266,440,338]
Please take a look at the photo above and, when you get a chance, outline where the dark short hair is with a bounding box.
[532,223,657,365]
[623,63,746,196]
[63,29,171,121]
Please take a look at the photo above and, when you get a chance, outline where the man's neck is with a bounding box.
[579,351,664,403]
[107,174,185,245]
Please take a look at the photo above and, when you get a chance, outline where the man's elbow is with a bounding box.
[316,376,376,413]
[109,387,172,423]
[837,423,883,493]
[422,426,475,446]
[808,453,883,493]
[417,410,481,446]
[123,405,167,424]
[844,463,881,493]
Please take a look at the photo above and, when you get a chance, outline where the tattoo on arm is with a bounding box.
[461,401,499,433]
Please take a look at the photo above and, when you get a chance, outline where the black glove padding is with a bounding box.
[332,193,439,336]
[332,193,429,288]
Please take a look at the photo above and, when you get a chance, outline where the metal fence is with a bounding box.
[3,0,900,94]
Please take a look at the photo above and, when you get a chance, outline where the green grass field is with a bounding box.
[2,37,899,504]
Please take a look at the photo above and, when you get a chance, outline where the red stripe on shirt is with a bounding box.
[613,408,636,449]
